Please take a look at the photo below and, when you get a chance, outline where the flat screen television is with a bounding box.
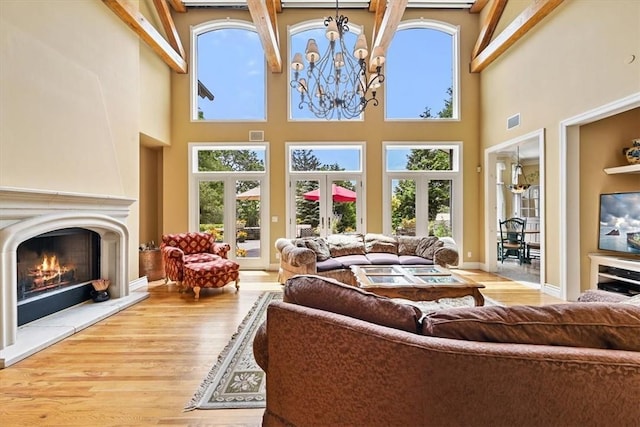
[598,191,640,255]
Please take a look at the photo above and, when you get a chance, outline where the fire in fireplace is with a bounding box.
[16,228,100,325]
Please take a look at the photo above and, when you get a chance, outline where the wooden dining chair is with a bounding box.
[498,218,527,264]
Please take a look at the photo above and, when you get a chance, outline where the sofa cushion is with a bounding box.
[422,303,640,351]
[415,236,444,259]
[334,254,371,268]
[302,237,331,262]
[326,233,366,257]
[184,253,220,264]
[397,236,422,256]
[316,258,344,272]
[399,255,433,265]
[283,275,423,333]
[364,233,398,254]
[366,252,400,265]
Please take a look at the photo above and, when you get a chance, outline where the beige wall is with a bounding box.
[0,0,172,281]
[139,145,163,246]
[480,0,640,287]
[579,108,640,290]
[167,8,481,265]
[139,0,172,145]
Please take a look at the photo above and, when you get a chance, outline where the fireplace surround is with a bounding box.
[0,186,147,367]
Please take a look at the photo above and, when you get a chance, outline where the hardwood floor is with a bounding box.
[0,270,564,426]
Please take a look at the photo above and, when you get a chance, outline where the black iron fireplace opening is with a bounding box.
[16,227,101,326]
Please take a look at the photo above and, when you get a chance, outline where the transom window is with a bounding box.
[191,20,266,121]
[385,20,459,120]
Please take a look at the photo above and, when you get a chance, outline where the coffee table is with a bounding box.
[350,265,486,306]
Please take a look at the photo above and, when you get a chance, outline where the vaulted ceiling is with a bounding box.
[103,0,564,74]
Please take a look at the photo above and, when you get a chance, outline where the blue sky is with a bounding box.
[197,20,453,122]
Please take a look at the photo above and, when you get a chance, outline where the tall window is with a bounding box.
[288,20,362,121]
[191,21,266,121]
[383,143,462,245]
[385,20,459,120]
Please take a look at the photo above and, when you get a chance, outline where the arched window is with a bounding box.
[385,20,459,120]
[288,19,362,121]
[191,20,266,121]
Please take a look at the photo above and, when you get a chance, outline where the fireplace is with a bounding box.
[0,186,144,367]
[17,228,101,326]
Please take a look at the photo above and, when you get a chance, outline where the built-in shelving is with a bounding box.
[603,164,640,174]
[589,253,640,295]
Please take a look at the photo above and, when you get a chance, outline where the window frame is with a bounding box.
[188,142,270,268]
[384,19,460,121]
[190,20,267,122]
[382,141,463,247]
[285,142,366,237]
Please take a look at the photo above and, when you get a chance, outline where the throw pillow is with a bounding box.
[621,294,640,307]
[422,303,640,351]
[397,236,422,256]
[303,237,331,262]
[415,236,444,259]
[326,233,366,257]
[364,233,398,254]
[284,274,423,333]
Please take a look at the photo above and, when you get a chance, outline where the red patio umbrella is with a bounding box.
[303,184,356,203]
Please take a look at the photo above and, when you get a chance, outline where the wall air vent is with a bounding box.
[249,130,264,142]
[507,113,521,130]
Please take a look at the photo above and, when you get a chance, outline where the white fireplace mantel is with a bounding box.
[0,186,146,367]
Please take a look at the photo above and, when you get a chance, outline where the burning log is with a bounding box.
[29,254,75,288]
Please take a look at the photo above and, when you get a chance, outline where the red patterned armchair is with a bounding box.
[161,232,231,286]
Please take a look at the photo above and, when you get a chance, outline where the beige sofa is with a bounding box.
[275,233,459,284]
[254,276,640,427]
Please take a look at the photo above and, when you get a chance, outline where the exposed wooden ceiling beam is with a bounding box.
[370,0,408,72]
[469,0,489,13]
[247,0,283,73]
[369,0,386,47]
[167,0,186,13]
[471,0,506,59]
[470,0,564,73]
[103,0,187,73]
[152,0,186,59]
[369,0,384,12]
[273,0,282,13]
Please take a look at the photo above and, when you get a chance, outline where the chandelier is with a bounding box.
[509,146,530,194]
[290,0,385,120]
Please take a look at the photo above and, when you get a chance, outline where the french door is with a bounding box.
[196,177,267,268]
[289,175,363,238]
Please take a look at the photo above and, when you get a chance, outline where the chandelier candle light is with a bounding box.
[290,0,385,120]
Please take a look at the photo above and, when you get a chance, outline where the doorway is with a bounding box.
[289,176,362,238]
[484,129,546,288]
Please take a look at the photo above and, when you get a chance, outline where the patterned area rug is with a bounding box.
[185,291,500,410]
[185,291,280,411]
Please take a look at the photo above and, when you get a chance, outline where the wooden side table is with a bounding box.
[139,249,165,281]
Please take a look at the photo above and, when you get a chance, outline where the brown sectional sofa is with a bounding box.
[275,233,459,284]
[254,275,640,426]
